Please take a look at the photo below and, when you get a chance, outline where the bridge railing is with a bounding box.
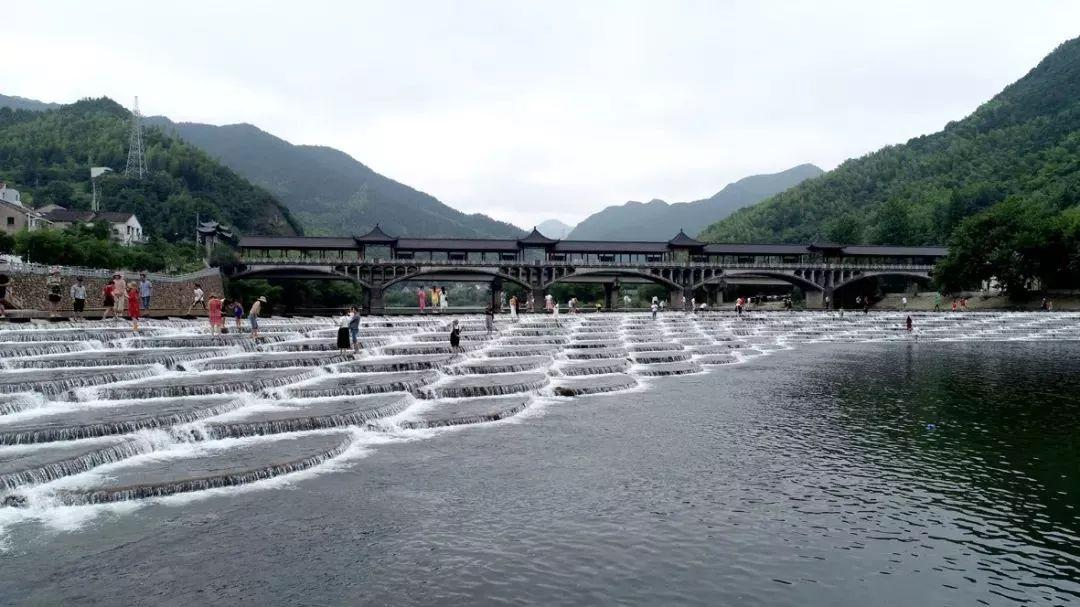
[235,257,936,272]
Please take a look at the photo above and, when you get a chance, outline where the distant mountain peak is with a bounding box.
[567,164,823,241]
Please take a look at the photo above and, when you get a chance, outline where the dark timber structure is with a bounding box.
[236,226,946,313]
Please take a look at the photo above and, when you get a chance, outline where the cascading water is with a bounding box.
[1,311,1078,522]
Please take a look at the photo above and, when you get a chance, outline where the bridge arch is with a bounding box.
[380,267,532,291]
[542,268,683,292]
[694,270,823,293]
[231,265,369,287]
[833,271,933,293]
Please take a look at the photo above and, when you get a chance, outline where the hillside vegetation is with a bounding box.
[700,37,1080,294]
[150,118,525,238]
[0,98,300,240]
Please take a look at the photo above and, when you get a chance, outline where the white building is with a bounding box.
[0,182,47,235]
[40,207,147,246]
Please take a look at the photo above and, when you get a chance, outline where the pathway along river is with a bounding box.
[0,312,1078,605]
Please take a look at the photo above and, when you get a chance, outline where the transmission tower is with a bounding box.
[125,96,146,179]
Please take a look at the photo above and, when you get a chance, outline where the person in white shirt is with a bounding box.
[69,276,87,321]
[188,283,206,314]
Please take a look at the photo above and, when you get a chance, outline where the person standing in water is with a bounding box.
[126,281,141,332]
[906,315,913,332]
[348,306,361,354]
[449,319,462,353]
[651,301,658,320]
[418,286,427,313]
[335,309,353,353]
[139,273,152,311]
[111,272,128,320]
[431,287,441,312]
[485,304,495,333]
[509,295,518,320]
[232,299,244,332]
[440,286,449,311]
[46,266,63,318]
[901,296,908,311]
[70,276,86,321]
[101,280,115,320]
[934,292,942,312]
[208,293,223,335]
[249,296,265,339]
[188,283,206,314]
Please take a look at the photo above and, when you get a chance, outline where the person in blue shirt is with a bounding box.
[138,273,152,310]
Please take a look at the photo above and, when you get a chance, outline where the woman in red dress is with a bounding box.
[126,282,140,332]
[208,294,223,335]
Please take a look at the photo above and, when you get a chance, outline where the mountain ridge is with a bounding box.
[567,163,823,241]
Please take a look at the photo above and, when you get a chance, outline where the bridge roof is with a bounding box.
[397,238,519,252]
[842,245,948,257]
[554,241,669,254]
[703,243,811,255]
[239,236,356,249]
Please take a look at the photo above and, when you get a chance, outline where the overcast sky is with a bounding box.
[8,1,1080,229]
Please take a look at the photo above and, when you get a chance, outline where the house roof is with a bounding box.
[94,211,135,223]
[554,241,670,254]
[41,209,96,223]
[841,245,948,257]
[703,243,813,255]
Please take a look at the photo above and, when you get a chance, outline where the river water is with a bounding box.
[0,312,1078,605]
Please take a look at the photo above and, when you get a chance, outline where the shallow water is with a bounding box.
[0,313,1078,604]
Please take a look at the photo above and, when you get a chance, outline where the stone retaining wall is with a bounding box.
[0,267,224,315]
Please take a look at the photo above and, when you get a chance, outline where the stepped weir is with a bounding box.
[0,310,1078,517]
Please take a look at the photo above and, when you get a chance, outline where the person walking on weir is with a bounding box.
[418,286,427,313]
[139,273,152,310]
[70,276,86,321]
[0,274,9,318]
[249,296,265,339]
[111,272,128,320]
[440,286,449,311]
[208,293,223,335]
[126,281,141,332]
[46,266,62,318]
[188,283,206,314]
[336,309,353,353]
[449,319,462,353]
[232,299,245,332]
[348,306,361,354]
[101,279,115,320]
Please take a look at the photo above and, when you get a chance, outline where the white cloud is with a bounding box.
[7,0,1080,229]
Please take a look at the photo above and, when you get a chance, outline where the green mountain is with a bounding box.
[147,118,525,238]
[568,164,823,241]
[700,37,1080,247]
[0,94,58,112]
[0,97,299,239]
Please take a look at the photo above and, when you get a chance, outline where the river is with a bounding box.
[0,314,1078,605]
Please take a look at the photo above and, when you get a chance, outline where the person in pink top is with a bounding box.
[418,286,427,313]
[208,294,223,334]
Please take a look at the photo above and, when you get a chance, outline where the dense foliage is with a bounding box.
[0,98,301,241]
[149,118,524,238]
[699,37,1080,293]
[12,223,201,272]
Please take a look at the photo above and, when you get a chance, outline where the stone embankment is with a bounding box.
[0,262,223,318]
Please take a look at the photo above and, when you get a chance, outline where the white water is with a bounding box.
[0,311,1079,545]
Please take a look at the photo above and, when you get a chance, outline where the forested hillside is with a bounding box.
[569,164,822,241]
[700,37,1080,294]
[149,118,525,238]
[0,98,300,239]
